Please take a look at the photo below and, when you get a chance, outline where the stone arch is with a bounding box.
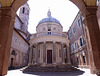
[70,0,97,11]
[0,0,100,75]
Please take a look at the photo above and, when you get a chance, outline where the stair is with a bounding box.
[23,64,79,73]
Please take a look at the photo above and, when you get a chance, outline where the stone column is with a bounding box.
[43,42,46,64]
[53,42,56,64]
[35,43,38,64]
[31,46,34,64]
[84,51,88,65]
[66,44,71,64]
[61,43,65,64]
[79,55,81,66]
[0,7,16,75]
[82,7,100,74]
[28,46,33,65]
[80,54,84,65]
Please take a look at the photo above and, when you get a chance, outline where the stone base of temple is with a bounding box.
[23,64,80,73]
[78,65,90,69]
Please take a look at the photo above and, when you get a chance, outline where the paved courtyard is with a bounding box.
[6,68,97,76]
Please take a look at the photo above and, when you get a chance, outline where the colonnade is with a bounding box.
[29,42,71,65]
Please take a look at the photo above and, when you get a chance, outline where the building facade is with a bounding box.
[29,10,70,66]
[68,12,89,68]
[68,2,100,69]
[8,2,30,69]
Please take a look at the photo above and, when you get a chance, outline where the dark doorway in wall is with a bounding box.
[47,50,52,64]
[10,58,14,69]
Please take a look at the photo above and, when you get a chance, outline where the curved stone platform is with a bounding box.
[23,64,79,73]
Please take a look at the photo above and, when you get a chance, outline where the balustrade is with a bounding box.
[31,32,67,39]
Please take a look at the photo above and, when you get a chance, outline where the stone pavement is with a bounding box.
[6,68,97,76]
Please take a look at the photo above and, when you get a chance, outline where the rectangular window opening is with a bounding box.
[48,32,51,35]
[48,29,51,31]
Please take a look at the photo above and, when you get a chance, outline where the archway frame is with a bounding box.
[0,0,100,75]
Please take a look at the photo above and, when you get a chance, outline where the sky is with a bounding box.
[19,0,79,34]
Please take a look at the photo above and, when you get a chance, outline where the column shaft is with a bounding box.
[31,47,33,64]
[43,42,46,63]
[35,43,38,64]
[0,7,16,75]
[61,43,64,64]
[28,46,33,64]
[53,42,56,64]
[66,45,71,64]
[82,7,100,74]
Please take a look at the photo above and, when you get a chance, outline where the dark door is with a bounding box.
[47,50,52,64]
[10,58,14,69]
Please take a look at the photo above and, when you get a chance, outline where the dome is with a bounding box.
[37,10,62,27]
[38,17,61,25]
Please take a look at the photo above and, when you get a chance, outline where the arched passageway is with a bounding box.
[0,0,100,75]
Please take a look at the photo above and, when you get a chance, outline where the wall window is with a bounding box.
[22,7,25,13]
[98,0,100,2]
[71,45,74,52]
[48,29,51,31]
[97,0,100,5]
[79,37,83,46]
[27,10,29,15]
[48,32,51,35]
[11,50,16,55]
[77,17,82,27]
[74,42,78,50]
[73,27,76,33]
[69,32,72,38]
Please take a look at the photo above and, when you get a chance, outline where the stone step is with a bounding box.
[23,64,79,73]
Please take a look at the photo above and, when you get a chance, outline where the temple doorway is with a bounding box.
[47,50,52,64]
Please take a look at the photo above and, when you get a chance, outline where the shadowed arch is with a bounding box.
[70,0,97,11]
